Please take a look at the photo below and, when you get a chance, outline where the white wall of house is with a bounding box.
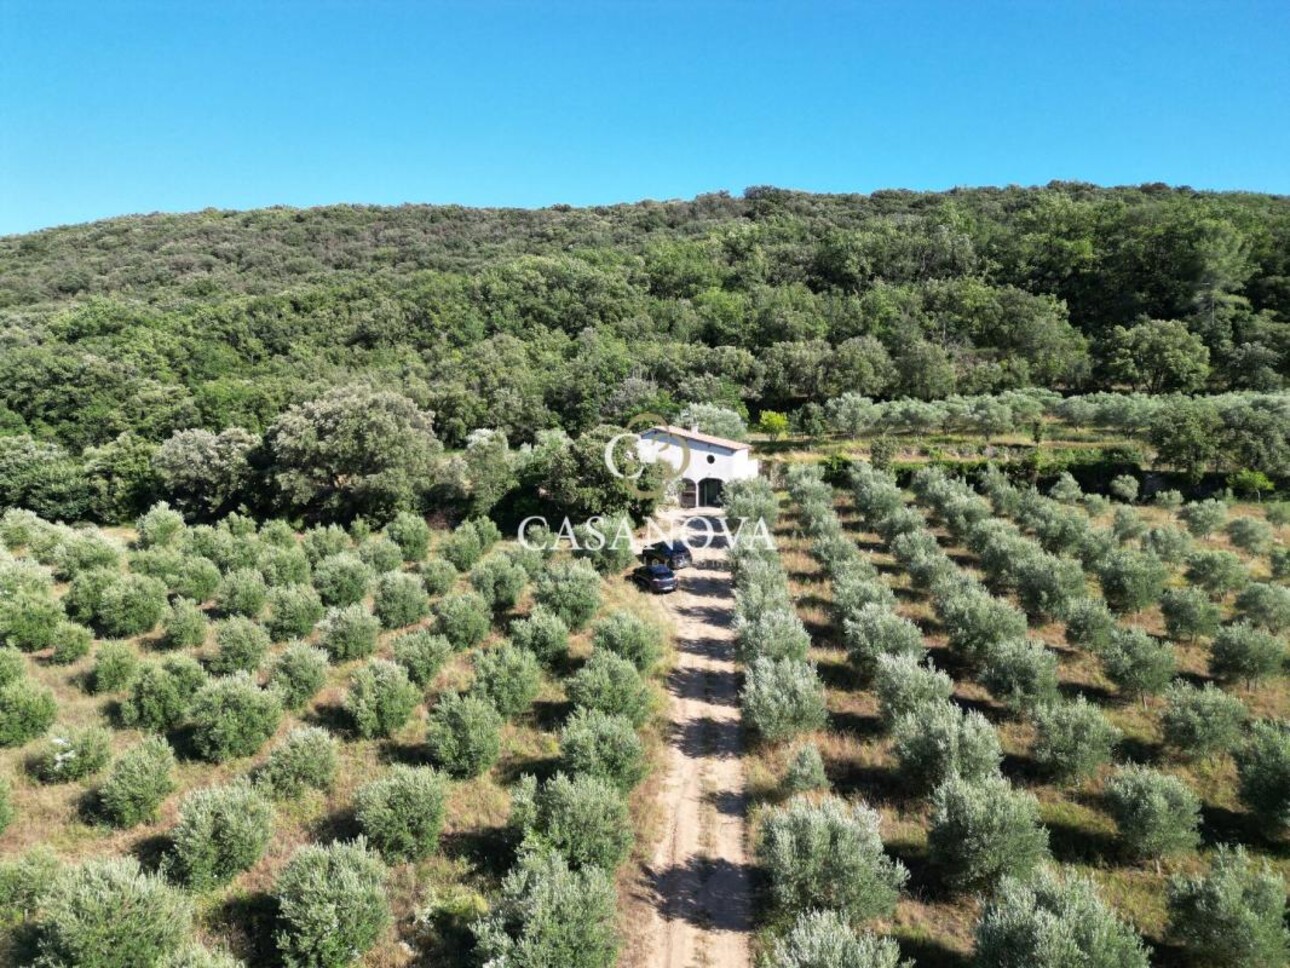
[637,427,759,507]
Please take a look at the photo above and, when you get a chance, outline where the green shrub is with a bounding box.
[1015,555,1086,621]
[892,701,1000,792]
[469,554,528,610]
[35,856,192,968]
[255,544,311,587]
[346,659,419,739]
[938,588,1029,666]
[472,850,618,968]
[1167,845,1289,968]
[1210,622,1284,686]
[96,573,168,637]
[318,604,380,661]
[766,911,904,968]
[120,656,205,732]
[100,736,176,827]
[355,765,448,861]
[1186,550,1248,597]
[1064,597,1116,652]
[735,606,810,664]
[0,679,56,746]
[471,643,541,718]
[1234,582,1290,633]
[189,673,283,762]
[1102,628,1176,701]
[1110,474,1140,503]
[50,620,94,665]
[928,774,1049,891]
[0,588,64,651]
[1154,489,1185,510]
[782,742,829,794]
[564,651,650,728]
[311,552,374,608]
[163,598,209,649]
[384,511,431,561]
[434,591,491,649]
[259,726,338,800]
[268,643,329,709]
[172,781,275,889]
[560,709,647,791]
[980,639,1060,715]
[266,584,325,641]
[90,640,139,693]
[975,867,1150,968]
[572,513,637,575]
[31,723,111,783]
[373,571,429,629]
[302,523,349,564]
[1235,720,1290,832]
[1161,587,1222,641]
[1142,525,1193,564]
[1097,550,1168,614]
[1161,682,1246,759]
[209,617,271,674]
[841,605,923,677]
[387,629,450,687]
[1112,506,1147,543]
[511,772,634,870]
[440,522,484,571]
[0,645,23,686]
[533,559,602,631]
[1032,696,1120,783]
[419,557,458,596]
[1181,499,1228,537]
[427,692,502,778]
[215,568,267,618]
[1104,765,1201,860]
[742,656,827,743]
[0,844,59,922]
[1271,547,1290,581]
[592,611,663,671]
[758,796,907,922]
[173,557,221,603]
[874,653,953,724]
[357,536,403,575]
[510,606,570,667]
[274,839,389,968]
[1227,517,1275,556]
[137,503,186,548]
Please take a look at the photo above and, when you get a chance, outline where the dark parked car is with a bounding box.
[630,563,678,594]
[642,540,692,570]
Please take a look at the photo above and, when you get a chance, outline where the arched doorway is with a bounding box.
[698,478,724,507]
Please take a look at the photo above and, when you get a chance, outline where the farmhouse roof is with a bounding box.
[643,425,751,452]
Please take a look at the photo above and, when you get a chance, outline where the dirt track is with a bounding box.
[641,511,752,968]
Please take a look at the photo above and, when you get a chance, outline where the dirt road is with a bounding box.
[642,511,752,968]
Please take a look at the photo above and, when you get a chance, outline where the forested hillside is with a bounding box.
[1,183,1288,524]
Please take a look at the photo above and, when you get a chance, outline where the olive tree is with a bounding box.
[975,868,1150,968]
[928,774,1049,891]
[757,797,907,922]
[1235,720,1290,833]
[1167,845,1289,968]
[355,766,448,862]
[1210,623,1284,687]
[892,701,1001,792]
[510,772,634,871]
[273,839,390,968]
[741,656,827,743]
[1032,697,1121,784]
[1104,765,1201,862]
[171,781,274,889]
[766,911,904,968]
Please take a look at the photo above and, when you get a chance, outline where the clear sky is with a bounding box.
[3,0,1288,235]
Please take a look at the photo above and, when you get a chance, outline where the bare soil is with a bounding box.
[638,510,753,968]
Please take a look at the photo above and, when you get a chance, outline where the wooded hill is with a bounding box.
[1,184,1287,523]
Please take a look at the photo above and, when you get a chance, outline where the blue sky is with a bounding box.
[2,0,1288,235]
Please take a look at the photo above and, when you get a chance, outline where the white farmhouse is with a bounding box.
[636,425,760,508]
